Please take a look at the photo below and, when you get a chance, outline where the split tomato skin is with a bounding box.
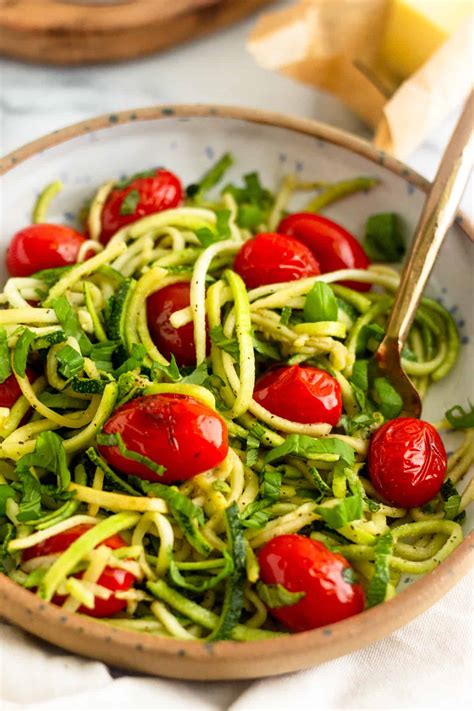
[368,417,447,508]
[258,535,365,632]
[253,365,342,426]
[278,213,370,292]
[22,524,135,618]
[100,168,183,244]
[99,393,228,484]
[6,224,88,277]
[147,282,209,367]
[234,232,320,289]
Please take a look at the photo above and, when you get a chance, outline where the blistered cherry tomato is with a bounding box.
[0,368,38,409]
[6,224,88,277]
[100,169,183,244]
[234,232,320,289]
[99,393,228,484]
[278,213,370,292]
[147,282,209,367]
[23,524,135,618]
[258,534,365,632]
[253,365,342,426]
[368,417,447,508]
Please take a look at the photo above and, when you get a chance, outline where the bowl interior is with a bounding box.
[0,110,472,676]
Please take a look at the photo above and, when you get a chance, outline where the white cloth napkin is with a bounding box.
[1,569,472,711]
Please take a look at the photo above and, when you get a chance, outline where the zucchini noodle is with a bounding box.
[0,158,470,643]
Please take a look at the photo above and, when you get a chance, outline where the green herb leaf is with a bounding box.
[186,153,234,199]
[0,523,16,573]
[89,341,118,372]
[316,495,363,530]
[256,581,305,608]
[210,326,240,361]
[222,172,273,229]
[208,503,246,640]
[86,447,141,495]
[96,432,166,477]
[363,213,405,263]
[339,412,383,436]
[0,328,12,384]
[264,434,355,466]
[140,480,210,557]
[119,190,140,216]
[372,377,403,420]
[169,550,234,593]
[112,343,147,377]
[237,204,264,230]
[245,432,260,467]
[32,266,73,288]
[56,344,84,379]
[52,296,92,355]
[445,402,474,430]
[181,362,209,385]
[441,479,462,520]
[261,469,282,501]
[356,323,384,355]
[350,359,369,392]
[367,531,393,607]
[240,499,272,529]
[15,468,42,522]
[151,355,182,383]
[304,282,338,323]
[13,328,36,377]
[0,485,16,516]
[252,333,280,360]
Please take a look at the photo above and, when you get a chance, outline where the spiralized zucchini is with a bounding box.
[0,160,471,642]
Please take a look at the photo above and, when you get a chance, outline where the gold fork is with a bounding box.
[375,91,474,418]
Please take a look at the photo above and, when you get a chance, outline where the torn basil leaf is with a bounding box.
[363,213,405,263]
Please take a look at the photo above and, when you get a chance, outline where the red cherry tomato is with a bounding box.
[99,393,228,484]
[23,524,135,618]
[258,534,365,632]
[147,282,209,367]
[234,232,320,289]
[278,213,370,292]
[368,417,447,508]
[253,365,342,426]
[0,368,38,409]
[100,169,183,244]
[6,224,88,277]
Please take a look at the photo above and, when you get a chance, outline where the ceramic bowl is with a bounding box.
[0,105,473,680]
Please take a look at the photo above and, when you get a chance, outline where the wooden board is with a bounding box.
[0,0,274,65]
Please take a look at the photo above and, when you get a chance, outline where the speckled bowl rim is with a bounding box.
[0,104,473,680]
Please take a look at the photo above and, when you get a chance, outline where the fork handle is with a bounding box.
[384,90,474,347]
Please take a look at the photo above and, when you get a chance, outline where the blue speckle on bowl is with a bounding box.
[205,146,215,160]
[406,182,416,195]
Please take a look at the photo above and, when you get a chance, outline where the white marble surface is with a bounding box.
[0,0,467,189]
